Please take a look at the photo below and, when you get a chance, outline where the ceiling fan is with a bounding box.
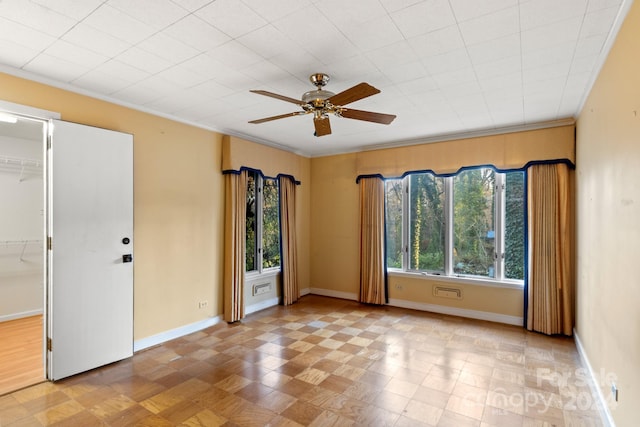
[249,73,396,137]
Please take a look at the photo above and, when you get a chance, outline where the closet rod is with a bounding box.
[0,240,44,262]
[1,240,43,245]
[0,155,42,168]
[0,155,43,182]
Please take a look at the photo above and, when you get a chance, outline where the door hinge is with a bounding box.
[47,237,52,250]
[47,337,52,351]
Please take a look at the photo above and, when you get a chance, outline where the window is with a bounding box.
[385,180,403,269]
[385,168,525,283]
[409,173,445,272]
[453,169,495,277]
[245,171,280,273]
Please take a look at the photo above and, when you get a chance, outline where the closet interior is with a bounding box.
[0,114,45,395]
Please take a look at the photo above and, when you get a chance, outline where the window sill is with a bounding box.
[245,268,280,281]
[387,269,524,290]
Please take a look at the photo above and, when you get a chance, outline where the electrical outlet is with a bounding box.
[198,300,208,309]
[395,284,403,290]
[611,383,619,402]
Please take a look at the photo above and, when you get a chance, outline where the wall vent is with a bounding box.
[433,286,462,300]
[253,282,271,296]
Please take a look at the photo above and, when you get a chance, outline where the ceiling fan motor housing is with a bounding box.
[302,73,335,107]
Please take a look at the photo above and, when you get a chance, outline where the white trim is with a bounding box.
[133,315,222,352]
[0,309,43,323]
[0,100,60,120]
[245,268,280,281]
[245,297,280,315]
[388,298,523,326]
[308,287,358,301]
[0,65,308,157]
[573,329,616,427]
[300,287,311,296]
[388,270,524,290]
[0,65,578,159]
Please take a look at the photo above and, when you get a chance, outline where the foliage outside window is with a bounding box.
[246,171,280,272]
[385,168,525,283]
[410,173,445,272]
[453,169,495,277]
[261,178,280,269]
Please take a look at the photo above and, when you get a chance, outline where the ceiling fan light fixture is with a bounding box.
[301,89,335,104]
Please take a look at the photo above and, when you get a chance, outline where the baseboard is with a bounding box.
[0,309,43,323]
[573,329,616,427]
[245,297,280,315]
[300,287,311,296]
[134,315,222,352]
[388,298,523,326]
[308,287,358,301]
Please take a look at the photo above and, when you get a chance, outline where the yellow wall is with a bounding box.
[0,72,312,341]
[310,154,360,296]
[310,126,574,319]
[575,1,640,425]
[387,276,523,319]
[0,73,216,340]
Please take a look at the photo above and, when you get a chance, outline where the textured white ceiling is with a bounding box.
[0,0,630,156]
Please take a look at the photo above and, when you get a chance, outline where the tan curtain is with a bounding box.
[279,176,299,305]
[359,177,387,305]
[527,163,573,335]
[223,171,248,323]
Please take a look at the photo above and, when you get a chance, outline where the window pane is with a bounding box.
[409,173,445,271]
[262,178,281,269]
[245,171,257,272]
[453,169,495,277]
[385,180,403,268]
[504,171,525,280]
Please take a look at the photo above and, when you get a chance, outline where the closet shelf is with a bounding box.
[1,239,43,245]
[0,155,43,181]
[1,240,43,262]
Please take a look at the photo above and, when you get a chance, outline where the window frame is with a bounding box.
[386,168,525,287]
[246,171,281,276]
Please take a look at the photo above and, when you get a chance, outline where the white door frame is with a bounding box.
[0,102,58,385]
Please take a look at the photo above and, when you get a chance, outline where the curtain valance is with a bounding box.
[222,135,305,182]
[356,159,575,183]
[355,125,575,179]
[223,166,300,185]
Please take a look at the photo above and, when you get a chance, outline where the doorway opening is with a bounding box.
[0,112,47,395]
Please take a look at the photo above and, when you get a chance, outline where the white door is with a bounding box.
[47,119,133,381]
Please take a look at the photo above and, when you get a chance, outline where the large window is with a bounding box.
[385,168,525,283]
[246,171,280,273]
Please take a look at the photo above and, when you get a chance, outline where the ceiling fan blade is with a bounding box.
[250,90,303,105]
[327,82,380,106]
[313,116,332,137]
[249,111,305,124]
[340,108,396,125]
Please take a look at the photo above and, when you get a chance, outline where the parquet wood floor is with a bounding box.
[0,315,44,396]
[0,296,604,426]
